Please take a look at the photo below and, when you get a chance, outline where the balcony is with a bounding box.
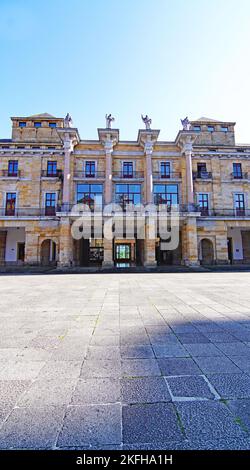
[41,169,63,179]
[56,202,200,215]
[153,172,181,180]
[0,169,22,178]
[231,172,248,180]
[73,171,105,179]
[112,171,144,180]
[0,207,58,217]
[193,171,212,180]
[199,209,250,217]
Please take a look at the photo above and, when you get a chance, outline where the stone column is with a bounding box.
[183,217,199,266]
[215,221,229,264]
[145,146,153,204]
[104,140,113,205]
[102,238,114,267]
[62,135,74,210]
[58,217,73,267]
[144,217,157,267]
[25,231,39,265]
[183,137,194,206]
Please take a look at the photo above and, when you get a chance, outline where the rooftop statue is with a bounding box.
[64,113,73,128]
[105,114,115,129]
[181,116,191,131]
[141,114,152,130]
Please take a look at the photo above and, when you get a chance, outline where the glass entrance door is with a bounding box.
[115,244,131,266]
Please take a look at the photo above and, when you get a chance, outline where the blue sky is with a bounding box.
[0,0,250,142]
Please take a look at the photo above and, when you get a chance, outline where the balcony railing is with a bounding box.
[193,171,212,180]
[0,207,58,217]
[199,208,250,217]
[112,171,144,179]
[56,202,200,214]
[73,171,105,179]
[41,169,63,179]
[0,169,22,178]
[153,172,181,179]
[231,172,248,180]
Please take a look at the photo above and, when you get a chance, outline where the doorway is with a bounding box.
[17,242,25,262]
[115,243,131,267]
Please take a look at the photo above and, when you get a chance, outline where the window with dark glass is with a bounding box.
[47,161,57,176]
[49,122,57,128]
[45,193,56,215]
[235,193,245,215]
[221,126,228,132]
[19,122,26,128]
[233,163,242,179]
[160,162,171,178]
[5,193,16,216]
[198,193,209,215]
[197,163,207,178]
[207,126,214,132]
[115,184,141,207]
[8,160,18,177]
[34,122,41,128]
[123,162,133,178]
[154,184,178,206]
[193,126,201,132]
[77,184,103,209]
[85,161,96,177]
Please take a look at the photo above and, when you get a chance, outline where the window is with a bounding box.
[5,192,16,216]
[115,184,141,208]
[207,126,214,132]
[45,193,56,215]
[234,193,245,216]
[221,126,228,132]
[32,146,40,149]
[77,184,103,210]
[8,160,18,177]
[49,122,57,128]
[17,146,25,149]
[85,161,96,177]
[19,122,26,128]
[193,126,201,132]
[198,193,209,215]
[233,163,242,179]
[160,162,171,178]
[47,161,57,176]
[34,122,41,128]
[123,162,134,178]
[154,184,179,206]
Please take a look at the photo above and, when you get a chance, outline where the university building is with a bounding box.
[0,112,250,268]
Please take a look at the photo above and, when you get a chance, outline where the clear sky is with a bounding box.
[0,0,250,143]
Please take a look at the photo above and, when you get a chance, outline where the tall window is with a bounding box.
[49,122,57,128]
[198,193,209,215]
[5,193,16,216]
[77,184,102,209]
[19,122,26,128]
[34,122,41,128]
[197,163,207,177]
[85,161,96,177]
[235,193,245,216]
[47,161,57,176]
[123,162,133,178]
[233,163,242,179]
[154,184,178,206]
[45,193,56,215]
[8,160,18,177]
[160,162,171,178]
[115,184,141,208]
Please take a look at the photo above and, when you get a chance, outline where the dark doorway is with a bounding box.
[80,239,90,266]
[227,237,233,264]
[17,242,25,262]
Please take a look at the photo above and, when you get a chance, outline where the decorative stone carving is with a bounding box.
[181,116,191,131]
[64,113,73,128]
[141,114,152,130]
[105,114,115,129]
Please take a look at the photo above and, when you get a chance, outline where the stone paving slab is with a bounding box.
[1,272,250,449]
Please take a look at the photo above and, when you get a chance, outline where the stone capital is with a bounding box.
[175,130,197,154]
[98,128,119,152]
[57,128,80,150]
[137,129,160,155]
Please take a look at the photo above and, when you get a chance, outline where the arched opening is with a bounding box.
[40,239,56,266]
[200,238,214,265]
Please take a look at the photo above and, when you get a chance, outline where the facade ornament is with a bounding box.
[64,113,73,128]
[141,114,152,130]
[181,116,191,131]
[105,114,115,129]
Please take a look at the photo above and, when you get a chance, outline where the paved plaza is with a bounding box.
[0,272,250,449]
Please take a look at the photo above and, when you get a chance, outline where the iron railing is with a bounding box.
[153,172,181,179]
[231,172,248,180]
[112,171,144,179]
[0,169,22,178]
[0,207,58,217]
[74,171,105,179]
[41,169,63,179]
[193,171,212,179]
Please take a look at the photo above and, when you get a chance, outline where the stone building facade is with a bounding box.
[1,112,250,268]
